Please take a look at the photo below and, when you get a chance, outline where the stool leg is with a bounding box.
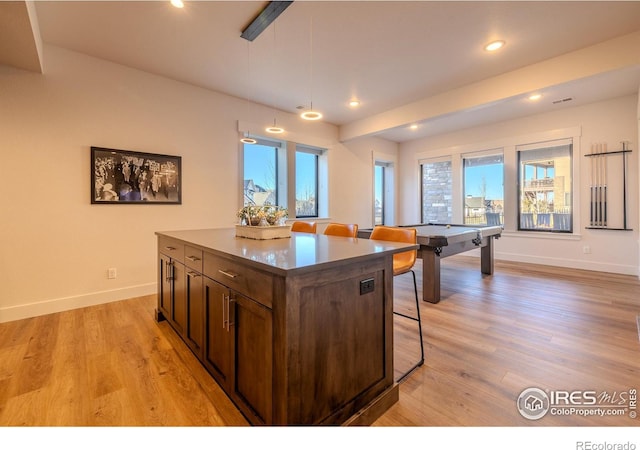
[412,270,425,366]
[394,270,425,383]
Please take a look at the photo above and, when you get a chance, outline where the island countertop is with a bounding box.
[156,227,418,276]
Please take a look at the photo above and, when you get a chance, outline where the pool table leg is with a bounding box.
[421,249,440,303]
[480,237,495,275]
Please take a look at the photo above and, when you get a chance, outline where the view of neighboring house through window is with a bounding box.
[295,147,319,217]
[421,158,452,224]
[243,140,278,207]
[463,152,504,226]
[374,163,385,225]
[517,139,573,232]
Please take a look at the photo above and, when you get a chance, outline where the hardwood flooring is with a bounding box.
[1,256,638,427]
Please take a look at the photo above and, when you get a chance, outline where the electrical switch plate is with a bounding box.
[108,268,117,279]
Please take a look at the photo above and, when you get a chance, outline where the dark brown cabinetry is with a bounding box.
[159,237,273,424]
[156,229,414,425]
[184,246,204,358]
[158,250,186,335]
[203,277,272,424]
[203,277,231,384]
[185,270,204,358]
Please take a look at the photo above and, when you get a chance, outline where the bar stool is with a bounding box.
[370,225,424,382]
[323,222,358,238]
[291,221,317,233]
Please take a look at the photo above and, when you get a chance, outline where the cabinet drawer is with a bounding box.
[203,252,273,309]
[184,245,203,271]
[158,236,184,263]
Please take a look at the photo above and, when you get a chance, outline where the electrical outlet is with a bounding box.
[360,278,375,295]
[583,246,591,254]
[108,268,117,279]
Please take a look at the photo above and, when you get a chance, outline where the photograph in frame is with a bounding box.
[91,146,182,204]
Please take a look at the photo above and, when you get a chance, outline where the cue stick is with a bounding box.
[597,143,603,227]
[590,144,595,226]
[603,143,607,227]
[593,143,599,226]
[595,144,600,227]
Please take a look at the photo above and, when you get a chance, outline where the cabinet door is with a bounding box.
[231,293,273,425]
[171,261,187,335]
[158,254,173,321]
[203,277,232,387]
[185,270,204,358]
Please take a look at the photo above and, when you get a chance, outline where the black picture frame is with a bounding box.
[91,146,182,204]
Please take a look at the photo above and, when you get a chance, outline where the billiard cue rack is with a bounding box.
[584,141,633,231]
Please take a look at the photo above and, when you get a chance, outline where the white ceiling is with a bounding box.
[4,1,640,142]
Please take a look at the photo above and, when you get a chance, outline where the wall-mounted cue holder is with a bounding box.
[584,141,633,231]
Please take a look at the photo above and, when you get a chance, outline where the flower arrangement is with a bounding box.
[237,204,288,227]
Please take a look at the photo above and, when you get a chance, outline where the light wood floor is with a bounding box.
[1,256,638,426]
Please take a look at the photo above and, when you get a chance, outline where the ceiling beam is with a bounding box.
[240,1,293,42]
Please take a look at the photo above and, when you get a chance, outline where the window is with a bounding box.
[517,139,573,232]
[242,138,325,218]
[374,163,385,225]
[295,147,319,217]
[463,152,504,226]
[421,159,452,224]
[243,140,279,207]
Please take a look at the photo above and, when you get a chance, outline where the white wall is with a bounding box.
[398,94,639,276]
[325,136,398,232]
[0,45,386,322]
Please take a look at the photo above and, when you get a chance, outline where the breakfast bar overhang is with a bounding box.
[155,228,418,425]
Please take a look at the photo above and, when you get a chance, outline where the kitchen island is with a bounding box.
[155,227,417,425]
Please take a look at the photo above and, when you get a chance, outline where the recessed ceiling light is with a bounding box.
[529,94,542,101]
[484,40,505,52]
[349,100,360,108]
[410,124,418,130]
[171,0,184,8]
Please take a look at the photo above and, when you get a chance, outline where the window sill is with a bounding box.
[501,230,582,241]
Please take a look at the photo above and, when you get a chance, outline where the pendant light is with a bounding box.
[266,23,285,134]
[300,16,322,121]
[241,41,257,144]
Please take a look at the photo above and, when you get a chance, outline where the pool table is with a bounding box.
[358,223,502,303]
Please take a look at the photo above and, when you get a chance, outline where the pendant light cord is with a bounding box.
[309,15,313,111]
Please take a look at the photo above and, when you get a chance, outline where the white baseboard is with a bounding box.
[0,283,157,324]
[495,251,638,276]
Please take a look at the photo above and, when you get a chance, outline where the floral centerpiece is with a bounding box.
[237,204,288,226]
[236,204,290,239]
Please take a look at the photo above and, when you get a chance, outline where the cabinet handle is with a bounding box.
[186,255,201,262]
[187,271,200,278]
[227,298,235,331]
[222,293,227,330]
[218,269,238,279]
[165,261,174,281]
[164,246,176,251]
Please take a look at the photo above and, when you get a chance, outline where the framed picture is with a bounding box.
[91,146,182,204]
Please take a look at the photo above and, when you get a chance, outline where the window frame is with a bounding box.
[374,162,388,225]
[420,156,453,225]
[242,137,282,207]
[516,139,574,233]
[240,135,326,219]
[462,149,504,226]
[294,146,321,218]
